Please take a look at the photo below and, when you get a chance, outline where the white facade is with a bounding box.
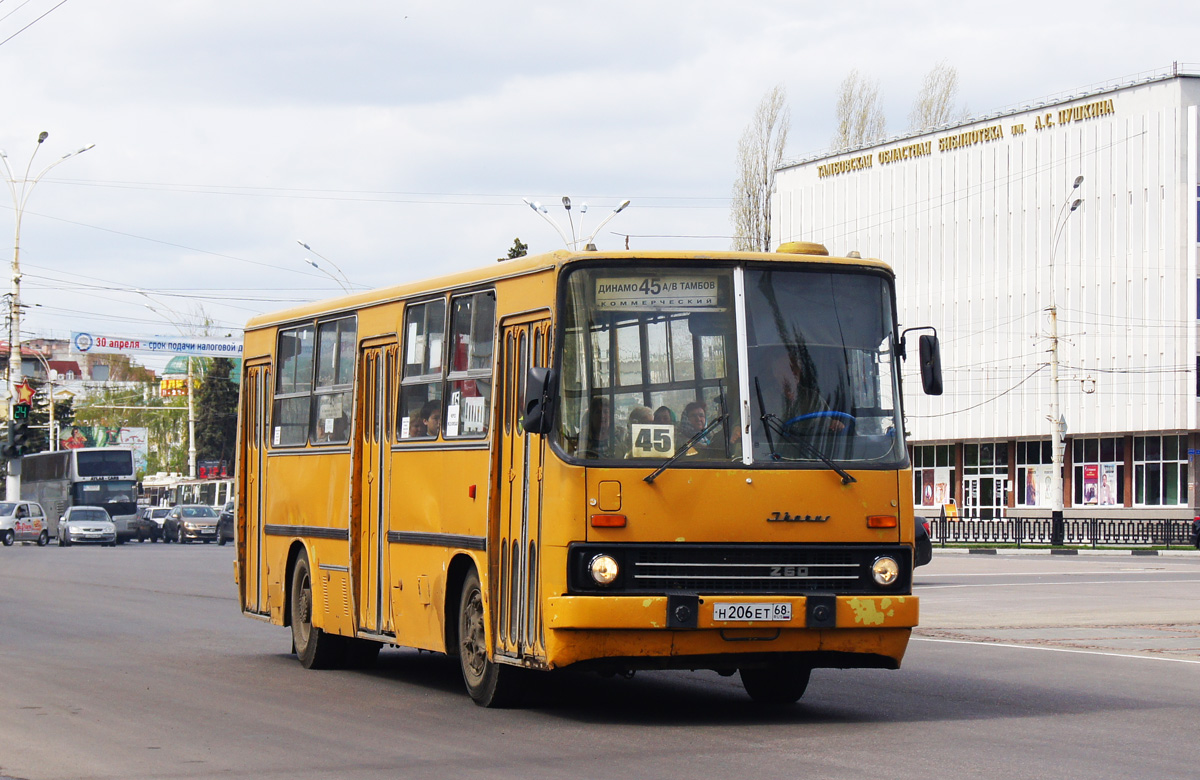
[774,69,1200,517]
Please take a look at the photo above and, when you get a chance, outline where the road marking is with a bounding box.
[917,578,1200,590]
[912,637,1200,664]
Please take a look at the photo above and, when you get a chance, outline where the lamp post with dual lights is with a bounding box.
[1,132,94,498]
[297,241,352,293]
[1047,175,1084,544]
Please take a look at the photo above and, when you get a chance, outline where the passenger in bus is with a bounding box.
[618,405,654,456]
[580,397,617,458]
[420,400,442,438]
[756,349,844,433]
[680,401,711,445]
[653,406,676,426]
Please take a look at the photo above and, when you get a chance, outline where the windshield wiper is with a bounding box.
[753,377,779,462]
[644,413,729,484]
[760,413,857,485]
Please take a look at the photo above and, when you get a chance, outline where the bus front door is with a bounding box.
[355,343,396,636]
[495,317,551,662]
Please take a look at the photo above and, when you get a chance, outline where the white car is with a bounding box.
[57,506,117,547]
[0,501,49,547]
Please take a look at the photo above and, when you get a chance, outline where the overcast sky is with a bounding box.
[1,0,1197,370]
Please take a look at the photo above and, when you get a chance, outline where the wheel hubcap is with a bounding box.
[462,588,486,682]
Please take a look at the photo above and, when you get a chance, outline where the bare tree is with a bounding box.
[909,61,965,131]
[832,69,886,150]
[731,84,790,252]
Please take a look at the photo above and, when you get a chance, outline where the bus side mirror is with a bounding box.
[918,334,943,396]
[523,367,559,435]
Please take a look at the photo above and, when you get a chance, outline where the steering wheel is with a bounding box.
[783,410,856,434]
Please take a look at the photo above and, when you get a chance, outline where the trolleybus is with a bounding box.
[234,242,942,706]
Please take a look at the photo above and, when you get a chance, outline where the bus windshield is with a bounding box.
[557,263,905,467]
[72,481,138,517]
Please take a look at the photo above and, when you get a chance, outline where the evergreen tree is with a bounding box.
[195,358,239,470]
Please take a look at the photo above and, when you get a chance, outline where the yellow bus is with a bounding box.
[234,241,943,706]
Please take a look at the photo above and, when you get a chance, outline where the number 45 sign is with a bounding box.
[630,424,675,458]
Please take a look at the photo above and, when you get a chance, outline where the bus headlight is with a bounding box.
[871,556,900,586]
[588,554,620,586]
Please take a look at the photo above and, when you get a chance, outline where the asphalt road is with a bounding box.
[1,543,1198,780]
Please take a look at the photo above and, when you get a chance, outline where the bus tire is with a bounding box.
[739,662,811,705]
[290,551,345,669]
[457,569,523,707]
[37,530,48,547]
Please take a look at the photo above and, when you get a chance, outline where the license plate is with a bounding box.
[712,602,792,622]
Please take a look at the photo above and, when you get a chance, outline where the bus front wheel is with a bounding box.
[457,569,522,707]
[290,551,345,669]
[739,662,811,705]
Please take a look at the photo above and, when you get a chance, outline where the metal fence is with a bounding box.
[924,515,1196,549]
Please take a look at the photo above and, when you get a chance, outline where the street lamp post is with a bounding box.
[1,132,94,498]
[29,349,56,452]
[139,296,197,479]
[297,241,353,293]
[1048,175,1084,544]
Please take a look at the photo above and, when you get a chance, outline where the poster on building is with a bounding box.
[60,426,149,473]
[1100,463,1118,506]
[921,470,935,505]
[1083,464,1099,505]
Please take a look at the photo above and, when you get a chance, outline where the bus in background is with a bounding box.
[141,474,235,510]
[235,242,942,706]
[23,447,139,543]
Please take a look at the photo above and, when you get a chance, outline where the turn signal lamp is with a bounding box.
[866,515,898,528]
[590,514,627,528]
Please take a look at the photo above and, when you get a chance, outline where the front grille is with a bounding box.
[568,543,911,595]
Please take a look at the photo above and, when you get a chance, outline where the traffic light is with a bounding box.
[11,418,29,458]
[2,420,14,459]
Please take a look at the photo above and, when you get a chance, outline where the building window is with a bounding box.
[1134,435,1188,506]
[1071,437,1123,507]
[1015,440,1053,506]
[912,444,954,508]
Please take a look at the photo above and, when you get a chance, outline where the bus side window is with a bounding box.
[398,299,447,440]
[444,291,495,438]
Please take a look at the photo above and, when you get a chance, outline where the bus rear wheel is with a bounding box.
[457,569,522,707]
[739,662,811,705]
[290,551,345,669]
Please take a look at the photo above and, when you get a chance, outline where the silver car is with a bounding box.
[57,506,117,547]
[0,501,49,547]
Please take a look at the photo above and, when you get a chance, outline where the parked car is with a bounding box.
[216,500,235,546]
[135,506,172,542]
[57,506,117,547]
[0,501,49,547]
[162,504,220,544]
[915,517,933,567]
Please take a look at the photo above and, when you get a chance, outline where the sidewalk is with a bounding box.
[931,546,1198,557]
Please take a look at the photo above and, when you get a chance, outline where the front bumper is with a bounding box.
[540,594,917,670]
[68,531,116,544]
